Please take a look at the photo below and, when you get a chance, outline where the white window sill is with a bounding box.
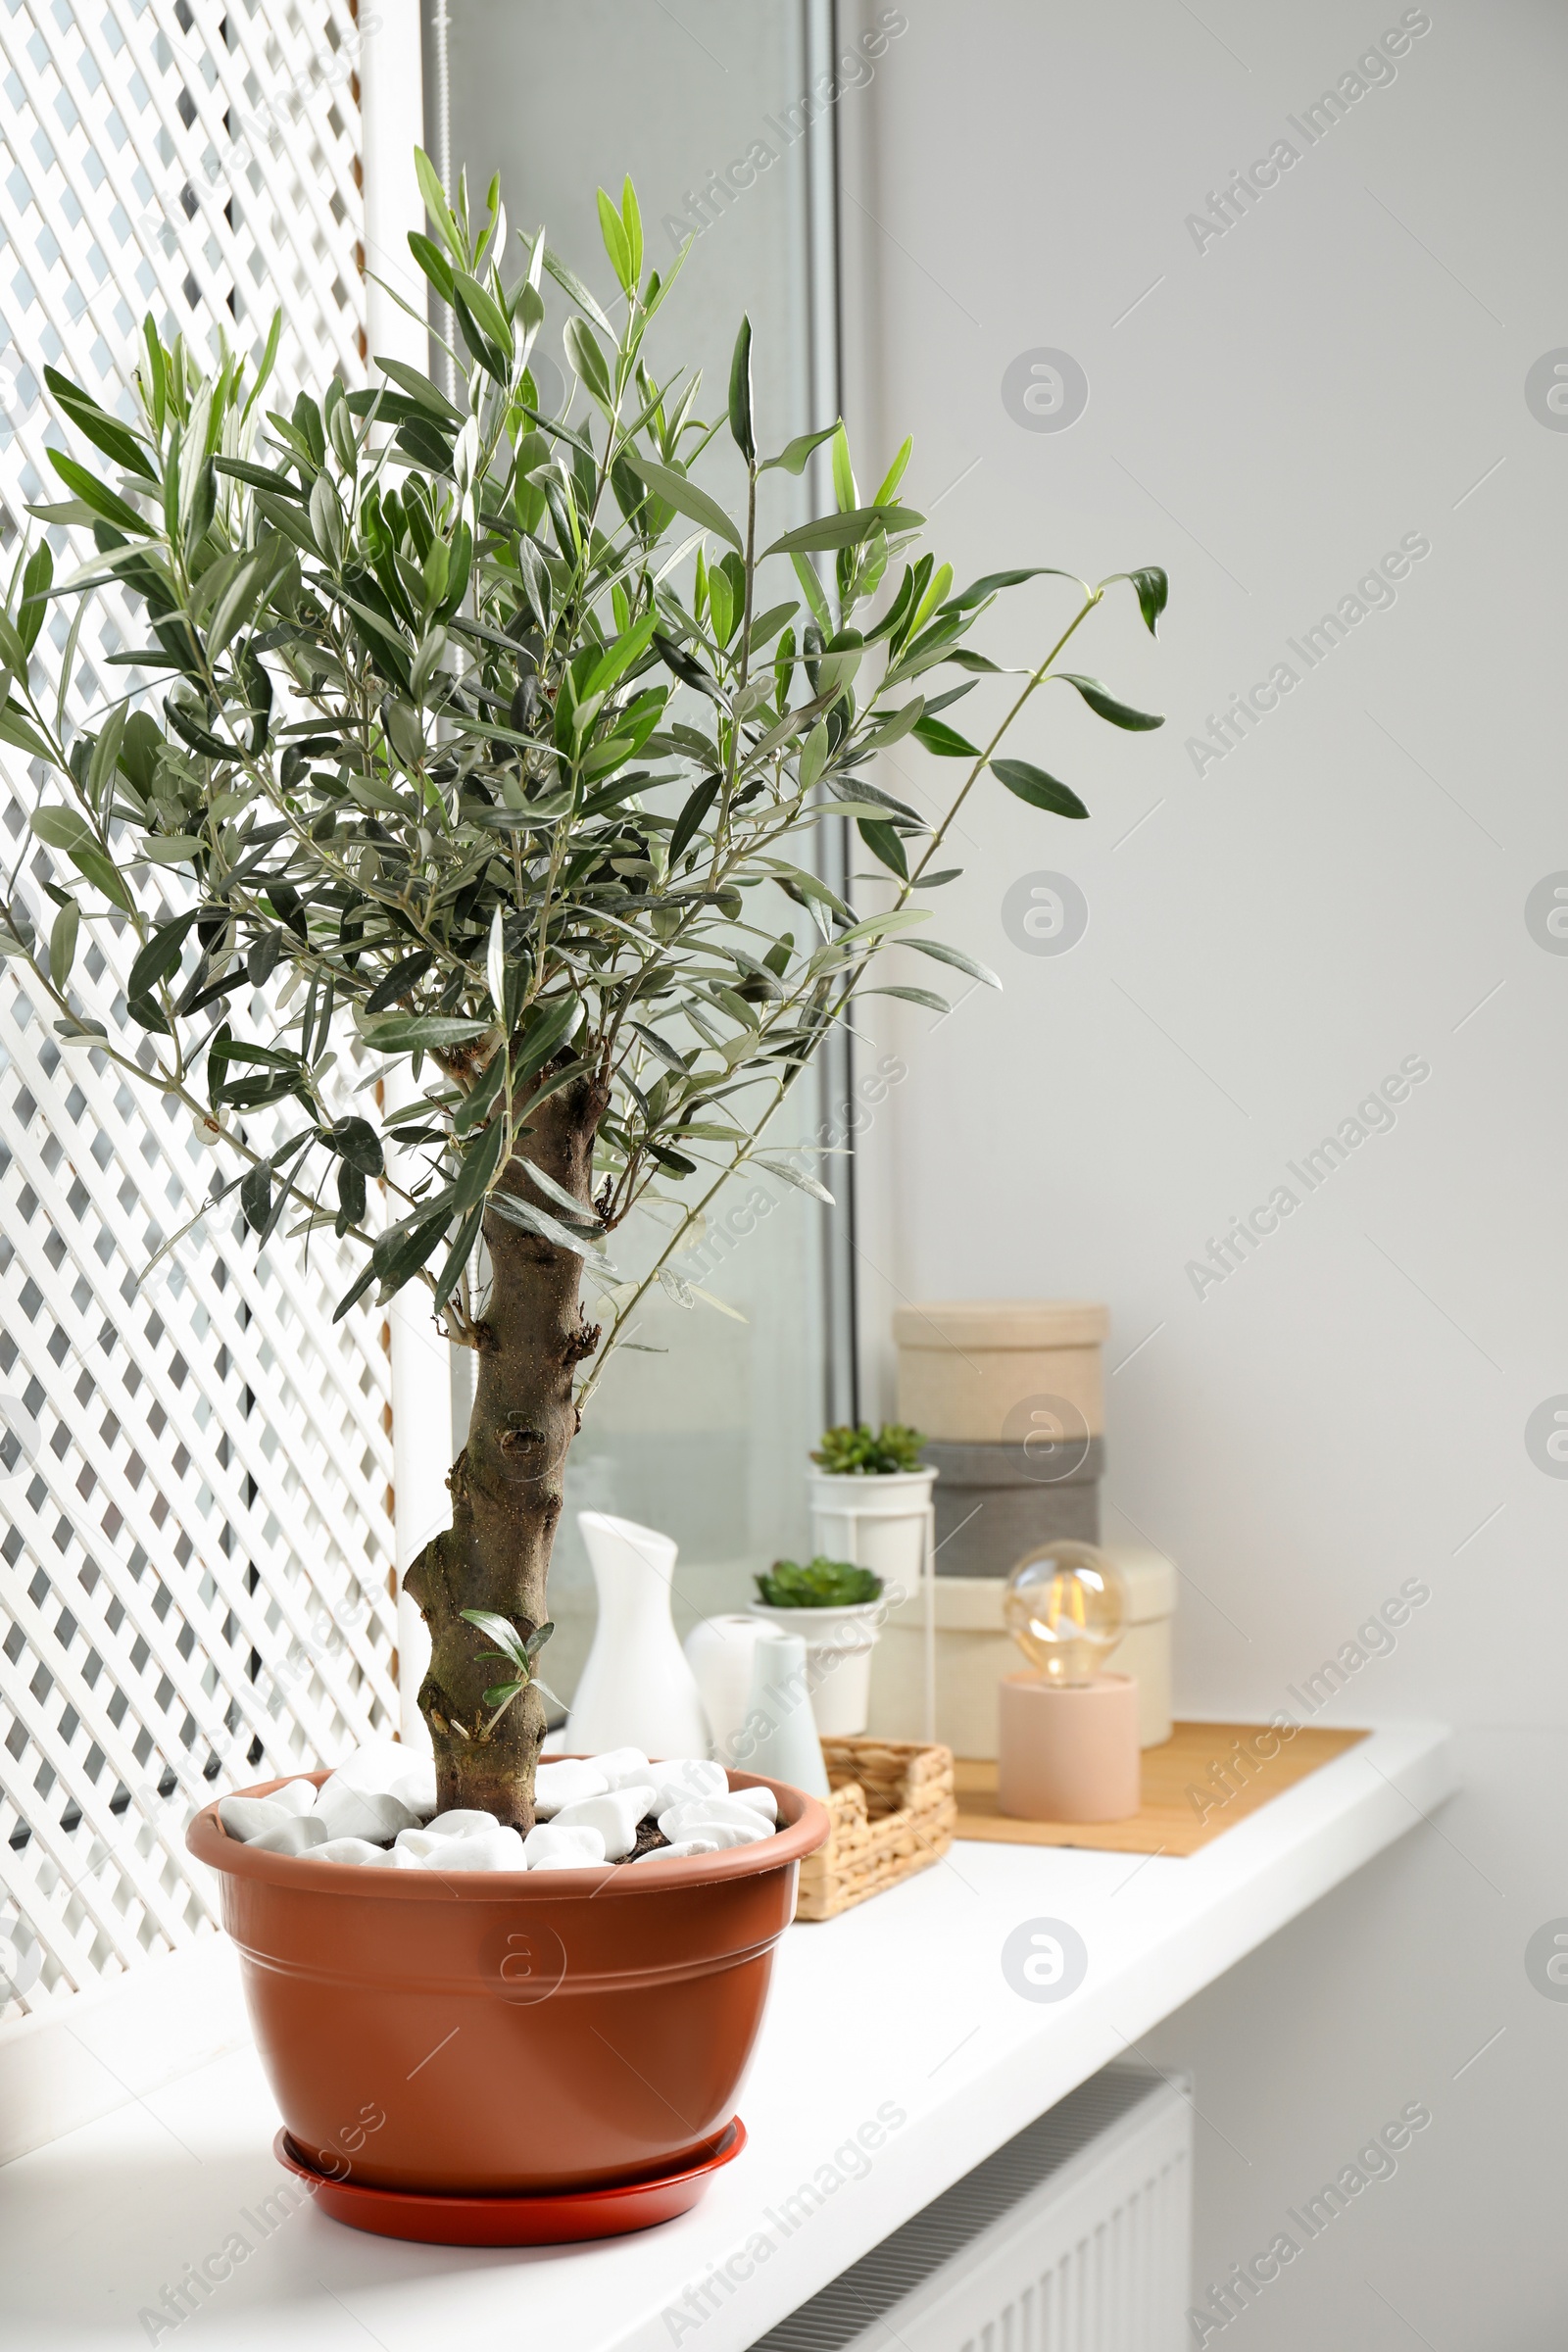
[0,1720,1453,2352]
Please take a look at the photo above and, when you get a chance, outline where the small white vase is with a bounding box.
[683,1614,764,1761]
[749,1600,884,1739]
[808,1467,936,1599]
[565,1512,710,1758]
[733,1627,829,1795]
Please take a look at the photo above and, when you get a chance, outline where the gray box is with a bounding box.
[924,1439,1103,1577]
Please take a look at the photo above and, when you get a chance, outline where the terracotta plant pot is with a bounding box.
[187,1766,829,2197]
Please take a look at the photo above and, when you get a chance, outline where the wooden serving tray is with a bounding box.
[953,1721,1368,1857]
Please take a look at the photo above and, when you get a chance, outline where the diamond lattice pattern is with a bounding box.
[0,0,398,2025]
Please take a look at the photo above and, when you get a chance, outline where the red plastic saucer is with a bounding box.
[272,2118,747,2246]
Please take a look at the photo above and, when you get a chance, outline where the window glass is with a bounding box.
[445,0,847,1684]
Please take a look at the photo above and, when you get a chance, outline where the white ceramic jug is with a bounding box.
[565,1512,710,1758]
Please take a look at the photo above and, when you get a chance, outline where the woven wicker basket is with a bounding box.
[794,1736,956,1922]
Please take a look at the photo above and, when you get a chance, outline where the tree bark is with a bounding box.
[403,1068,605,1828]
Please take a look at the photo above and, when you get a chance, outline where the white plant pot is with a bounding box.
[565,1511,710,1757]
[808,1467,937,1602]
[749,1600,884,1739]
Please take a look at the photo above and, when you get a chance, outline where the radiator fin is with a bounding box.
[751,2066,1191,2352]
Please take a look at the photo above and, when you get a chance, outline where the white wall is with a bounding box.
[841,2,1567,2341]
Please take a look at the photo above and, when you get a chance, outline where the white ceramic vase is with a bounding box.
[735,1627,829,1796]
[748,1600,884,1739]
[682,1613,764,1762]
[565,1512,710,1758]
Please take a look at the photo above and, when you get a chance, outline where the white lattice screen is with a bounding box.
[0,0,403,2028]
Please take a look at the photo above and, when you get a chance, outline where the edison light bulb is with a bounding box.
[1004,1541,1124,1687]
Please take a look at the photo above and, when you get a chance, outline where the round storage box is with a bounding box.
[893,1300,1108,1447]
[920,1437,1104,1573]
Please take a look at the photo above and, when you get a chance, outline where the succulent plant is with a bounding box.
[755,1556,883,1607]
[810,1422,928,1476]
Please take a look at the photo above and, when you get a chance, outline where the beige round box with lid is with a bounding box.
[866,1546,1177,1755]
[894,1299,1108,1446]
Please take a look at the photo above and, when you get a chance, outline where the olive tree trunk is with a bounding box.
[402,1070,606,1829]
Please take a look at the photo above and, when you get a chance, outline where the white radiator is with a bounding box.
[751,2066,1193,2352]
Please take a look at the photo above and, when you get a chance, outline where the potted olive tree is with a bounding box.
[0,157,1165,2214]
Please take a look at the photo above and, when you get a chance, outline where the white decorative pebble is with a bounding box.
[325,1739,437,1817]
[396,1815,510,1859]
[315,1782,419,1845]
[413,1827,527,1874]
[268,1780,319,1818]
[533,1760,611,1819]
[247,1816,329,1857]
[394,1828,455,1859]
[590,1747,652,1792]
[659,1794,778,1840]
[329,1739,402,1788]
[313,1837,390,1865]
[647,1759,728,1810]
[423,1809,500,1839]
[220,1793,294,1843]
[522,1823,606,1869]
[399,1763,440,1816]
[631,1838,721,1864]
[681,1819,770,1849]
[550,1787,656,1861]
[657,1803,772,1850]
[727,1785,778,1823]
